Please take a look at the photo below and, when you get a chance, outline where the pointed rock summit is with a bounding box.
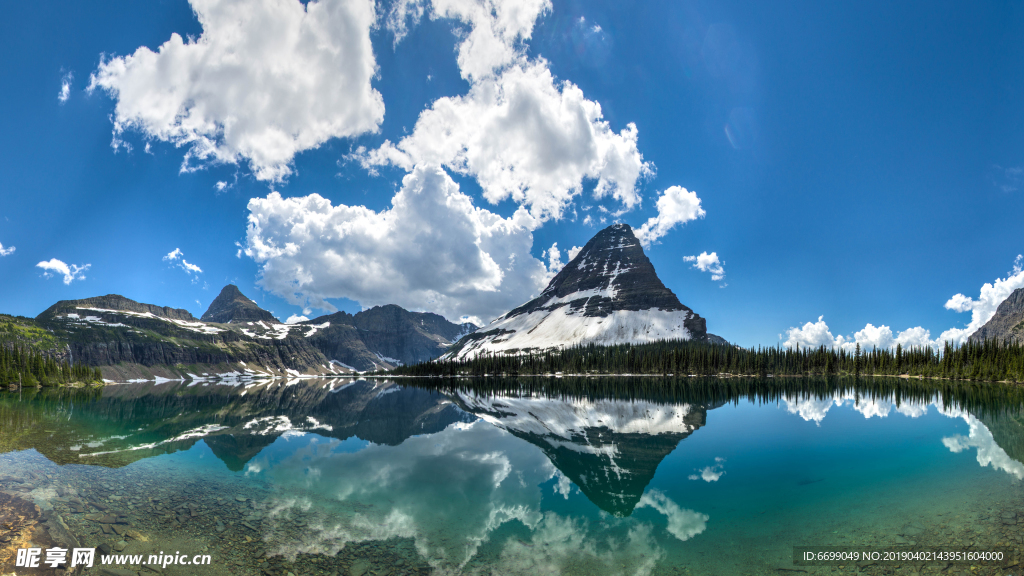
[452,392,717,516]
[201,285,279,324]
[446,223,723,359]
[969,287,1024,344]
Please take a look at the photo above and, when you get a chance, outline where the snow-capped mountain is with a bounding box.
[444,223,725,360]
[453,391,715,516]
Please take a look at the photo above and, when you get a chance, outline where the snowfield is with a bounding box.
[444,306,693,360]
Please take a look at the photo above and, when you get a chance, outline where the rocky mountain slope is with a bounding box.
[35,293,335,379]
[970,288,1024,344]
[453,391,717,516]
[200,284,279,324]
[0,379,472,471]
[301,305,477,371]
[444,223,725,360]
[19,285,475,379]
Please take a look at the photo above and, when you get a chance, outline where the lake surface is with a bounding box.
[1,377,1023,576]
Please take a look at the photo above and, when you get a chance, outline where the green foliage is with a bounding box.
[0,344,103,387]
[390,338,1024,383]
[0,315,60,352]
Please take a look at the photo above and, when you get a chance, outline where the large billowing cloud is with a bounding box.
[359,62,651,224]
[243,165,550,323]
[361,0,653,224]
[89,0,383,182]
[246,0,699,319]
[783,254,1024,350]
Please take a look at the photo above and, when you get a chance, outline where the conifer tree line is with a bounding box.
[389,338,1024,383]
[405,375,1024,420]
[0,344,103,387]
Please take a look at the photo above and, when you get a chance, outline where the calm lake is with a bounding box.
[1,377,1023,576]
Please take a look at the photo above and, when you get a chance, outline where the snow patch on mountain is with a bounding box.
[447,307,692,360]
[456,393,697,437]
[444,223,714,360]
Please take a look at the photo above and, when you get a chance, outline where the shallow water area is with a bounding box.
[1,377,1023,576]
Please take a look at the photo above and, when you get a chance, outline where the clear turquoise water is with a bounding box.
[1,378,1022,576]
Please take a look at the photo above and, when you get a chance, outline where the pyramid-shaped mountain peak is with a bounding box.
[444,224,723,359]
[201,285,279,324]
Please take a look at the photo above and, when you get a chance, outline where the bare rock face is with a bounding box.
[303,305,477,371]
[452,391,718,517]
[35,291,331,375]
[201,285,279,324]
[969,288,1024,344]
[445,223,724,359]
[38,294,196,322]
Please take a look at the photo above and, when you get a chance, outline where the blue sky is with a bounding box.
[1,0,1023,349]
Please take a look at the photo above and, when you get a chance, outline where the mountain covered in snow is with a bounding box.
[444,223,725,360]
[453,391,718,516]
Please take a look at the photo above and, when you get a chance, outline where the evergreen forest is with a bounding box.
[387,338,1024,383]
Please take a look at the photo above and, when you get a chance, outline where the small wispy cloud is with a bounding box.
[58,71,73,104]
[989,164,1023,192]
[688,457,726,482]
[164,248,203,280]
[0,242,14,257]
[37,258,90,284]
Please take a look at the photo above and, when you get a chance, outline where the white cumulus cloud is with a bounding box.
[359,0,652,224]
[635,490,708,542]
[783,254,1024,350]
[243,165,550,324]
[37,259,90,284]
[784,319,936,352]
[938,254,1024,345]
[0,242,14,257]
[163,248,203,277]
[783,316,842,349]
[284,314,309,324]
[89,0,384,182]
[635,186,705,248]
[543,242,563,274]
[683,251,725,283]
[687,457,726,482]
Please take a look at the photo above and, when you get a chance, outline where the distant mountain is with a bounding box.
[201,284,279,324]
[38,293,196,322]
[444,223,724,360]
[33,291,333,379]
[302,305,477,371]
[18,285,475,379]
[0,379,471,471]
[970,288,1024,344]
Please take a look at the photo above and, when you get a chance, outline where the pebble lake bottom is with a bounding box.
[0,377,1023,576]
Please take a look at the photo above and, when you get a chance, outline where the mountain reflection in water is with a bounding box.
[1,377,1023,576]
